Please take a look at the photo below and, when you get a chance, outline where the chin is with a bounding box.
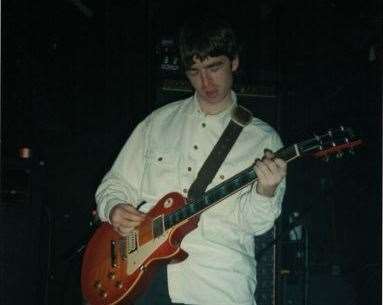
[204,94,224,104]
[205,98,221,104]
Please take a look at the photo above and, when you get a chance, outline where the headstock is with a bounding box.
[298,126,362,160]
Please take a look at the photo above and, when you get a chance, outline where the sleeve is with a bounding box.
[95,117,151,223]
[233,132,286,236]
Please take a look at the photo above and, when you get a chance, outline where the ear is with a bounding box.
[231,56,239,72]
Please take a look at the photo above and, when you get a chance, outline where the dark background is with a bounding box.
[1,1,381,305]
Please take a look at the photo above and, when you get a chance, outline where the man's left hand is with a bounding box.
[254,149,287,197]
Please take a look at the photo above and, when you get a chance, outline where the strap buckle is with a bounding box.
[231,105,253,127]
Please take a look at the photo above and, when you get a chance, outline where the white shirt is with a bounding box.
[96,92,285,305]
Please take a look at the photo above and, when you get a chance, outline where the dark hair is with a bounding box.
[178,15,239,70]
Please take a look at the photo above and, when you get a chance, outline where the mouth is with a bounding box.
[205,90,218,98]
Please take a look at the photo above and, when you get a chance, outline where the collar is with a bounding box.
[190,91,238,125]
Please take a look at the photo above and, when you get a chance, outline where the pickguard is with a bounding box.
[126,231,170,275]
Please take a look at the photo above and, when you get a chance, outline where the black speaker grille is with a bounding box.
[254,227,277,305]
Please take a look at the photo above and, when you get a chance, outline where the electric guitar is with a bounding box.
[81,127,362,305]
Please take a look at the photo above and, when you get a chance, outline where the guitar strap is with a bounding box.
[187,105,253,201]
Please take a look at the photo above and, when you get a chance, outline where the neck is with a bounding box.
[198,94,233,115]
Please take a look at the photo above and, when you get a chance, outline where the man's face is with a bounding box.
[185,55,239,107]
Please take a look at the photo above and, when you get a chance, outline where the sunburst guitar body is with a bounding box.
[81,192,198,305]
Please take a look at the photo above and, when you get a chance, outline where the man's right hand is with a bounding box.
[109,203,146,236]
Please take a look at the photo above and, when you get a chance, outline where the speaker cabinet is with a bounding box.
[0,159,48,305]
[254,226,278,305]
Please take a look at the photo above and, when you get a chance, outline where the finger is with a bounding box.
[117,219,142,229]
[112,217,143,235]
[274,158,287,170]
[117,215,145,226]
[263,149,275,160]
[115,205,145,222]
[122,212,146,222]
[113,211,145,227]
[111,213,144,230]
[121,204,146,216]
[262,158,278,173]
[116,225,135,236]
[254,159,271,179]
[119,227,132,236]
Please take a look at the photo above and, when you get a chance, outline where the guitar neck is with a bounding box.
[163,145,299,230]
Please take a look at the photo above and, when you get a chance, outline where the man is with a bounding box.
[96,14,287,305]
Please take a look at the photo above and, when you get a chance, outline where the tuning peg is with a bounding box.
[322,155,330,162]
[336,151,344,159]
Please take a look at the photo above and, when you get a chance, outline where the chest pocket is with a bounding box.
[140,149,180,205]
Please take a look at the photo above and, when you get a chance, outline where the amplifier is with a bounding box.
[0,158,48,305]
[254,226,278,305]
[1,164,32,204]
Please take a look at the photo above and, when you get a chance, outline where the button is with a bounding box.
[193,145,198,150]
[187,167,192,171]
[183,188,188,194]
[219,175,225,180]
[201,123,206,128]
[158,157,163,161]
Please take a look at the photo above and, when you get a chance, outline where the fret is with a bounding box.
[187,202,196,215]
[222,179,237,194]
[180,207,188,218]
[276,145,299,162]
[174,211,181,222]
[202,194,210,206]
[164,214,173,229]
[297,138,319,155]
[152,216,164,238]
[164,216,171,229]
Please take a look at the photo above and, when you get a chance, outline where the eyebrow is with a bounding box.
[204,60,225,69]
[189,59,225,71]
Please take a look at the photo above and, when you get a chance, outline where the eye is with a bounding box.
[209,64,223,72]
[187,70,199,77]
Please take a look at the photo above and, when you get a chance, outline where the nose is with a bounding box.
[200,70,212,89]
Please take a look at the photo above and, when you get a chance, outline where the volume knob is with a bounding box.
[94,281,102,289]
[100,290,108,299]
[116,281,123,289]
[108,272,116,280]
